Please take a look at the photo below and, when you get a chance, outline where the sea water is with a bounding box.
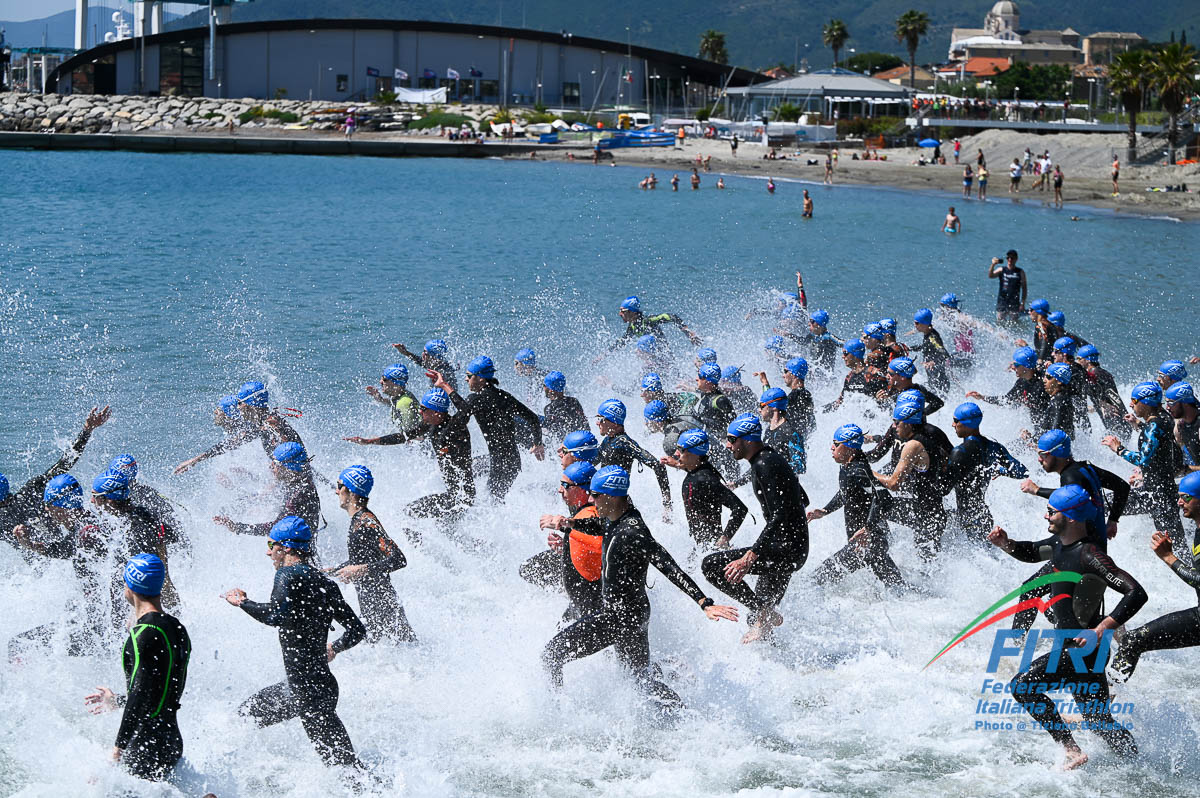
[0,150,1198,796]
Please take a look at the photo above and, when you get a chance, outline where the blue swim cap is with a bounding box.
[515,348,536,366]
[1045,364,1072,385]
[644,399,669,422]
[1047,311,1065,327]
[698,363,722,384]
[1049,484,1096,524]
[44,474,83,509]
[897,388,925,407]
[562,430,600,461]
[863,322,884,341]
[424,339,449,356]
[597,399,627,425]
[760,387,787,410]
[543,370,566,393]
[123,553,165,597]
[696,347,717,363]
[0,473,8,503]
[218,394,241,419]
[640,373,663,393]
[833,423,864,449]
[635,334,658,353]
[1013,346,1038,369]
[420,387,450,413]
[727,413,763,442]
[1180,471,1200,499]
[92,469,130,501]
[383,363,409,385]
[1030,299,1050,316]
[676,428,710,456]
[888,357,916,378]
[720,365,743,384]
[810,309,830,328]
[953,401,983,428]
[940,293,960,309]
[784,356,809,380]
[844,340,866,359]
[1037,429,1071,458]
[1130,381,1162,407]
[237,380,269,408]
[1052,337,1077,357]
[620,296,641,313]
[272,442,308,472]
[879,318,898,336]
[1076,345,1100,362]
[466,355,496,379]
[590,465,630,497]
[764,335,786,353]
[914,308,934,326]
[338,465,373,497]
[563,461,597,487]
[1166,382,1197,405]
[893,402,924,424]
[268,516,312,551]
[1160,360,1188,382]
[779,303,803,320]
[109,454,138,480]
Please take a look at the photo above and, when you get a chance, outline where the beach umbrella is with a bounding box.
[918,138,940,147]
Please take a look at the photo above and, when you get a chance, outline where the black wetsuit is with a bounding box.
[660,414,704,457]
[1111,520,1200,681]
[130,483,188,554]
[725,385,758,416]
[786,387,816,443]
[979,375,1050,429]
[332,509,416,642]
[451,385,542,499]
[1041,390,1075,438]
[829,368,887,409]
[1084,365,1131,437]
[240,562,367,768]
[116,611,191,780]
[1013,459,1130,635]
[1004,532,1143,758]
[1033,324,1064,363]
[865,420,953,467]
[995,265,1024,313]
[943,434,1028,539]
[104,502,180,614]
[915,328,951,391]
[228,473,321,550]
[598,432,673,512]
[520,505,605,621]
[204,413,304,462]
[884,428,949,561]
[693,390,737,478]
[0,424,97,554]
[1120,413,1187,553]
[378,413,475,521]
[542,395,590,443]
[660,391,700,419]
[702,446,809,623]
[681,461,748,546]
[734,416,808,485]
[1179,415,1200,470]
[807,332,842,372]
[811,454,905,586]
[542,506,709,710]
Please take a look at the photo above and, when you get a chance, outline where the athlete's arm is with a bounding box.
[623,438,673,509]
[922,390,945,416]
[991,441,1029,479]
[645,533,708,604]
[368,526,407,577]
[505,392,544,448]
[240,569,288,626]
[1083,546,1147,626]
[874,440,926,491]
[114,625,170,751]
[1001,533,1056,563]
[717,482,748,540]
[49,406,111,479]
[1115,423,1162,467]
[329,586,367,654]
[1093,464,1130,521]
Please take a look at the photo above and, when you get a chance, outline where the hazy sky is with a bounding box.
[1,1,75,22]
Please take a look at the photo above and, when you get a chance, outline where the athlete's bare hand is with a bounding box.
[84,405,112,432]
[724,550,757,584]
[806,508,828,521]
[84,686,117,714]
[530,444,545,461]
[546,531,563,550]
[987,525,1010,550]
[1019,478,1040,495]
[343,436,377,445]
[1151,530,1176,563]
[365,385,383,400]
[703,604,739,622]
[965,390,983,400]
[392,343,413,357]
[223,588,247,606]
[327,644,337,663]
[332,564,368,583]
[849,527,870,550]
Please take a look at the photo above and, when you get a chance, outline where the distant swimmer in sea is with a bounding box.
[802,189,813,218]
[717,177,726,189]
[691,169,701,190]
[670,174,679,191]
[766,177,775,194]
[648,173,657,189]
[943,206,961,234]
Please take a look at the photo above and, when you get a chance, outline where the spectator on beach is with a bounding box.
[730,134,739,157]
[1053,165,1064,208]
[1112,157,1120,196]
[1009,158,1022,193]
[344,111,356,140]
[977,164,989,200]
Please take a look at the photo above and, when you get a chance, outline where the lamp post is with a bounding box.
[1087,77,1095,122]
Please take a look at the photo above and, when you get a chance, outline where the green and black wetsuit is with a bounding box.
[116,611,191,781]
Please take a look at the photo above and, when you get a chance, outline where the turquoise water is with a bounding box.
[1,150,1199,796]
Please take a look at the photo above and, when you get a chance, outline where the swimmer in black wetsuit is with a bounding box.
[214,441,321,551]
[346,387,475,530]
[824,340,886,412]
[807,424,906,587]
[107,454,189,556]
[966,346,1050,432]
[541,466,737,712]
[693,363,738,479]
[540,370,591,445]
[805,309,842,373]
[719,367,759,416]
[174,380,304,475]
[594,399,674,523]
[442,358,545,500]
[755,356,816,446]
[1049,336,1092,431]
[942,402,1027,542]
[660,428,747,548]
[988,486,1144,770]
[326,465,417,643]
[873,401,949,561]
[911,308,950,392]
[85,554,190,782]
[1108,473,1200,683]
[702,413,809,643]
[1076,345,1131,437]
[1165,381,1200,470]
[874,356,945,415]
[393,339,458,393]
[225,517,368,770]
[639,372,699,419]
[733,387,806,480]
[1018,363,1074,443]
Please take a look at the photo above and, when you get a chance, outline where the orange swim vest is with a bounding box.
[568,505,603,582]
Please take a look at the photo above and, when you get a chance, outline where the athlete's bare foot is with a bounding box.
[1061,745,1088,770]
[741,622,772,644]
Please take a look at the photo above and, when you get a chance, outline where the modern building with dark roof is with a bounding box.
[48,18,765,111]
[724,68,911,118]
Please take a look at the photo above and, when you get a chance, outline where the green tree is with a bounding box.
[845,51,904,75]
[699,30,729,64]
[1108,49,1154,162]
[990,62,1071,100]
[895,9,930,89]
[822,19,850,68]
[773,102,802,122]
[1150,42,1197,164]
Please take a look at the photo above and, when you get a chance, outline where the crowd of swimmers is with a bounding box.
[2,265,1199,785]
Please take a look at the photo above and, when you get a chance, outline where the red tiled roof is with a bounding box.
[963,57,1011,76]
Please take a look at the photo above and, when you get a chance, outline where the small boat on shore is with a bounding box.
[596,129,674,150]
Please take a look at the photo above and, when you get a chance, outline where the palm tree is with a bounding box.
[822,19,849,68]
[1108,49,1153,163]
[698,30,729,64]
[895,9,930,89]
[1150,42,1197,165]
